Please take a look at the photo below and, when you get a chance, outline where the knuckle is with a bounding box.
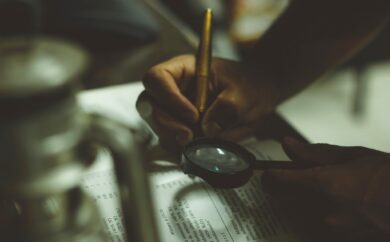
[219,95,236,106]
[171,54,194,63]
[217,95,239,113]
[143,66,164,89]
[150,108,174,132]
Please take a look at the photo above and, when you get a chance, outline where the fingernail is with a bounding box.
[203,122,222,137]
[176,132,192,146]
[137,101,153,119]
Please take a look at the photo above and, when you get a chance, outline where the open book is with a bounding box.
[78,83,303,242]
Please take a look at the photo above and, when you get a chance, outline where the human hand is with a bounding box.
[136,55,280,151]
[262,137,390,241]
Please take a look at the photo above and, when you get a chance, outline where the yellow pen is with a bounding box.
[195,8,213,114]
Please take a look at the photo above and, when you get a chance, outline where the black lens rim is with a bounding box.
[181,138,256,189]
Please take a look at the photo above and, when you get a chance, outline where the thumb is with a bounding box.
[202,89,249,137]
[324,211,381,242]
[282,137,383,165]
[262,137,360,195]
[262,164,323,197]
[325,210,373,230]
[261,138,335,199]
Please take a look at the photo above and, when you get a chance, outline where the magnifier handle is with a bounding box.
[252,160,315,170]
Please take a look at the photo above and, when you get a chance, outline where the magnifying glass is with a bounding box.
[181,138,316,189]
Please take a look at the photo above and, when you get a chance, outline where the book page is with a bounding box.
[79,83,301,242]
[82,139,299,242]
[150,139,299,242]
[81,151,126,242]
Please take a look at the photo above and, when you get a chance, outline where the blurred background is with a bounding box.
[1,0,390,151]
[2,1,389,241]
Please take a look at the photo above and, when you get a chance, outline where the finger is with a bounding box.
[325,210,373,230]
[216,125,254,142]
[262,166,324,196]
[136,91,153,119]
[202,88,251,137]
[263,156,386,207]
[282,137,385,164]
[142,55,198,124]
[150,105,193,150]
[325,211,382,242]
[136,93,193,149]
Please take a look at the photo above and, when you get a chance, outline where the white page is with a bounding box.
[78,82,145,128]
[150,139,300,242]
[81,152,126,242]
[82,140,299,242]
[79,83,302,242]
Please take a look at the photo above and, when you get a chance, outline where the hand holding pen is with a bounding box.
[136,9,281,152]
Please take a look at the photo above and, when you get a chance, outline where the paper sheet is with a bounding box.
[78,83,301,242]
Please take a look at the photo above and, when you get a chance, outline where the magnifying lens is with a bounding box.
[181,138,316,189]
